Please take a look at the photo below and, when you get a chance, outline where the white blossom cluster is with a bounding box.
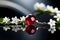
[34,2,60,34]
[34,2,60,13]
[48,19,56,34]
[2,16,26,24]
[1,16,26,32]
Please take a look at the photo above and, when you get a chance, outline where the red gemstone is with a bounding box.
[25,14,36,25]
[26,25,36,35]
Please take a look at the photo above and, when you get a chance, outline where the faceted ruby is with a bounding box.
[25,14,36,25]
[25,25,36,35]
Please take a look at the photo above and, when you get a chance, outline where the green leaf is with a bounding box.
[56,21,60,27]
[56,21,60,23]
[19,21,26,28]
[36,9,44,13]
[35,9,57,15]
[0,18,3,23]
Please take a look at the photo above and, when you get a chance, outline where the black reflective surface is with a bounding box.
[0,7,25,18]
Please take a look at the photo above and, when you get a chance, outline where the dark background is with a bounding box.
[0,0,59,40]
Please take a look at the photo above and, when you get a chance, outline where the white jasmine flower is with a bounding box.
[34,2,40,10]
[48,26,56,34]
[34,2,46,11]
[20,16,26,21]
[11,16,20,25]
[3,27,10,31]
[12,27,20,32]
[12,25,21,32]
[21,27,26,31]
[3,17,10,23]
[47,5,54,13]
[48,19,56,27]
[54,13,60,21]
[48,19,56,34]
[54,7,60,14]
